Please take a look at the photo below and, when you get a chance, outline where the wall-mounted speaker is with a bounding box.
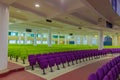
[26,29,32,32]
[46,19,52,23]
[106,21,113,28]
[69,33,73,36]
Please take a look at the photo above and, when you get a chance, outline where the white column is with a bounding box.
[113,35,118,46]
[80,35,83,45]
[34,33,37,46]
[58,33,60,45]
[74,35,78,45]
[18,32,21,44]
[0,3,9,71]
[95,35,98,45]
[64,34,67,45]
[87,35,93,46]
[24,32,27,44]
[98,31,104,50]
[41,34,43,44]
[48,30,52,47]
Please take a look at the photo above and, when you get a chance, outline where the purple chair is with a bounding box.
[103,75,109,80]
[88,73,98,80]
[107,71,115,80]
[60,56,67,68]
[96,68,105,80]
[55,57,61,70]
[102,65,109,75]
[69,54,75,65]
[111,68,117,80]
[73,53,79,64]
[66,55,72,66]
[48,58,56,72]
[38,59,48,74]
[28,55,36,70]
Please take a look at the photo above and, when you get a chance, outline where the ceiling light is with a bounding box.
[35,4,40,8]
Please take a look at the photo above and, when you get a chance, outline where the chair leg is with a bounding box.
[50,67,53,72]
[23,59,25,64]
[76,60,78,64]
[31,65,34,70]
[16,56,18,62]
[68,62,70,66]
[72,61,74,65]
[43,69,46,75]
[62,63,65,68]
[57,65,60,70]
[10,56,12,60]
[83,58,85,62]
[86,58,87,61]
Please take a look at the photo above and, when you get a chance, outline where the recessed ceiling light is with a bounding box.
[35,4,40,8]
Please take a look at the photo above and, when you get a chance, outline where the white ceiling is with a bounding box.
[0,0,119,35]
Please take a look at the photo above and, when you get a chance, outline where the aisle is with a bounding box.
[53,58,111,80]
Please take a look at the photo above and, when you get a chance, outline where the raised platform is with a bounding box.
[0,62,45,80]
[0,62,24,78]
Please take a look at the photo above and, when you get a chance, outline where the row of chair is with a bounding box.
[88,56,120,80]
[28,49,112,74]
[110,48,120,54]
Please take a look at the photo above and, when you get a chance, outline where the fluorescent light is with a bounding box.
[35,4,40,8]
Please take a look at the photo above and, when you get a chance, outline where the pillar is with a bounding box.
[87,35,93,46]
[18,32,21,44]
[58,33,60,45]
[34,33,37,45]
[48,30,52,47]
[41,34,43,44]
[24,32,27,44]
[74,35,78,45]
[80,35,83,44]
[64,34,67,45]
[98,30,104,50]
[113,35,118,46]
[114,35,118,46]
[0,3,9,71]
[94,35,98,45]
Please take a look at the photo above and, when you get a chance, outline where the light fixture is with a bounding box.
[35,3,40,8]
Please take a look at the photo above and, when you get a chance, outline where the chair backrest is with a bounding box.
[55,57,61,65]
[48,58,56,67]
[88,73,98,80]
[38,59,48,69]
[96,68,104,80]
[103,75,109,80]
[102,65,109,75]
[107,71,115,80]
